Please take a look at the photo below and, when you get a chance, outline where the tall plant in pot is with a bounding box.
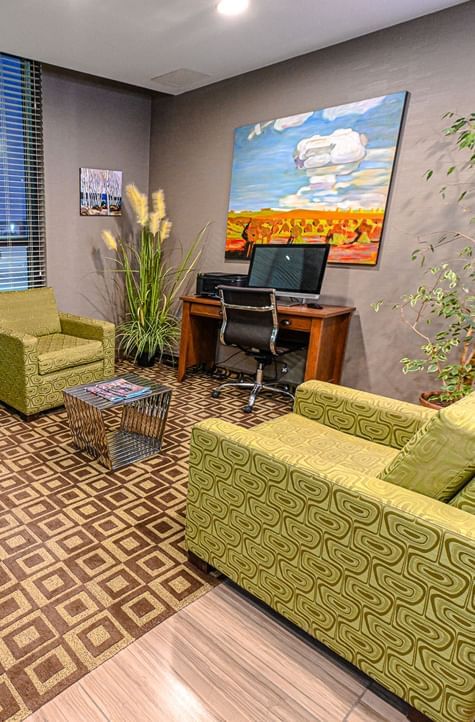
[373,113,475,407]
[102,185,207,366]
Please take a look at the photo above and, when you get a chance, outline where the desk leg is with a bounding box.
[178,302,191,382]
[304,318,323,381]
[333,313,351,384]
[178,303,219,382]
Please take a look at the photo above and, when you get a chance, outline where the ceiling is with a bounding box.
[0,0,467,94]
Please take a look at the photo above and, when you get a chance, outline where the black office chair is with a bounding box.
[210,286,296,413]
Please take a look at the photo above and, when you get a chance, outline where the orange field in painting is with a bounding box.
[225,209,385,265]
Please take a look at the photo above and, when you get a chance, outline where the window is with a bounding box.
[0,54,45,291]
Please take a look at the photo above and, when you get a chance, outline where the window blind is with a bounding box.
[0,54,45,291]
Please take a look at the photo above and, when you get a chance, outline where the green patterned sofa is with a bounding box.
[0,287,115,417]
[186,380,475,722]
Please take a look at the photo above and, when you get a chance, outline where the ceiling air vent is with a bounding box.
[150,68,211,95]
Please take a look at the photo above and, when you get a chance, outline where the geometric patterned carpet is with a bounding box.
[0,361,288,722]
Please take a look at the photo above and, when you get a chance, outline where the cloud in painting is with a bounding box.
[247,121,272,141]
[323,96,385,121]
[247,112,314,140]
[282,129,394,209]
[279,186,387,211]
[274,112,313,132]
[294,128,367,177]
[366,146,395,163]
[335,166,391,190]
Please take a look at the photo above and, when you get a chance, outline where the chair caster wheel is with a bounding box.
[243,405,253,413]
[211,390,221,398]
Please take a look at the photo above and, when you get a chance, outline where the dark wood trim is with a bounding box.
[19,411,41,422]
[407,707,433,722]
[187,550,213,574]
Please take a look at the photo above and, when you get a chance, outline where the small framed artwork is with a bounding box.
[80,168,122,216]
[225,91,408,266]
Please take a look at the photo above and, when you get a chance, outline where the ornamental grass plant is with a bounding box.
[102,185,207,364]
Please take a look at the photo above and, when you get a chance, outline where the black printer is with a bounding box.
[196,272,248,298]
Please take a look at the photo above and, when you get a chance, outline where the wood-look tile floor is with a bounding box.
[27,582,408,722]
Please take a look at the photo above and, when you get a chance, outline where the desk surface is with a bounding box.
[181,295,355,319]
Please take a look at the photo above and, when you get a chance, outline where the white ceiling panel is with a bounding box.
[0,0,467,93]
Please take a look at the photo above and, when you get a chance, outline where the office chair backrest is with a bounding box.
[218,286,278,354]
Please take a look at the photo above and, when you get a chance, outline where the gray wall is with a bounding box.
[43,68,152,320]
[149,2,475,402]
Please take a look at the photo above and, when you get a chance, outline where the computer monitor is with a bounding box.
[247,244,330,302]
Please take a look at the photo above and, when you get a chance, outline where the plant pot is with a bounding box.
[419,391,447,410]
[135,351,156,368]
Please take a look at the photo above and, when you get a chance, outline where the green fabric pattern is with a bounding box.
[0,296,115,416]
[37,333,103,375]
[60,313,115,378]
[251,413,397,475]
[450,477,475,516]
[294,380,435,449]
[379,392,475,501]
[0,287,61,336]
[186,415,475,722]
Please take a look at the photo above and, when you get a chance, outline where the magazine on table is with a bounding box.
[86,378,150,402]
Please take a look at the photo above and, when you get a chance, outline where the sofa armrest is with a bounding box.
[186,418,475,722]
[294,380,435,449]
[59,312,115,376]
[0,327,38,413]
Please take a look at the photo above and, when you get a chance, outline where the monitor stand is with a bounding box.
[276,298,302,307]
[276,295,322,308]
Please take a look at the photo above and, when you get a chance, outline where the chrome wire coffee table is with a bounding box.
[63,373,172,470]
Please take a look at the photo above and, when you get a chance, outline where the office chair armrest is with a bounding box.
[294,380,435,449]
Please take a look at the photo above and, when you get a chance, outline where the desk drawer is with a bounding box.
[278,315,311,331]
[190,302,222,319]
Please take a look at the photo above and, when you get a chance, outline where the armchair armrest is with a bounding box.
[186,418,475,722]
[59,312,115,341]
[294,380,435,449]
[59,313,115,377]
[0,327,38,413]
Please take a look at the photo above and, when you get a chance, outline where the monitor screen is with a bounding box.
[247,244,330,295]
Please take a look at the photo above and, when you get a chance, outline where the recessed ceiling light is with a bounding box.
[217,0,249,16]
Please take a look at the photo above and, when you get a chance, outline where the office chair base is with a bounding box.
[211,380,294,413]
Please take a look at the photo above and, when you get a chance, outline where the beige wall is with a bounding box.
[43,68,152,320]
[149,2,475,401]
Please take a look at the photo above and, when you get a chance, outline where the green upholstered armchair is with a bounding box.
[186,380,475,722]
[0,287,115,417]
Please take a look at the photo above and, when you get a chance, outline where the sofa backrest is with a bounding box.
[450,476,475,515]
[378,392,475,501]
[0,287,61,337]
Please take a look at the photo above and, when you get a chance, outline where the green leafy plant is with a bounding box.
[373,113,475,405]
[102,185,207,363]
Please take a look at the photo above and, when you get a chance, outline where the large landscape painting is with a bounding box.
[225,92,407,265]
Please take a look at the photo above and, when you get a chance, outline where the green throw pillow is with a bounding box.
[378,392,475,501]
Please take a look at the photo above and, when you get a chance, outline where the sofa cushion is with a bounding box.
[449,477,475,516]
[378,392,475,501]
[252,412,398,475]
[0,287,61,337]
[37,334,103,375]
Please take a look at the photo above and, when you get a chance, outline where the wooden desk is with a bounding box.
[178,295,355,384]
